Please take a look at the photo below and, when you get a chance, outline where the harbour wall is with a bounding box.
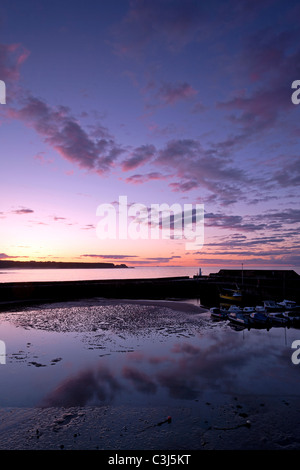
[0,270,299,310]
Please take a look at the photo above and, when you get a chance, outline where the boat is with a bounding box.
[210,307,228,320]
[250,310,270,326]
[228,305,243,313]
[255,305,266,313]
[219,287,242,302]
[263,300,283,312]
[219,303,239,314]
[283,311,300,326]
[277,300,300,312]
[227,311,251,327]
[267,311,290,326]
[243,306,255,314]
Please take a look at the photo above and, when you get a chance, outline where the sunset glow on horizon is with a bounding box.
[1,0,300,270]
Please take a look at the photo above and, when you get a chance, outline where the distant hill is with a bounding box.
[0,260,128,269]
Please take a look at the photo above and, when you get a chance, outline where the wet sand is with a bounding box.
[1,394,300,450]
[0,297,300,451]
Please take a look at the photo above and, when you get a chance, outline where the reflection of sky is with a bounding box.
[1,320,299,408]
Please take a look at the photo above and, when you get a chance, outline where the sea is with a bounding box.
[0,264,299,283]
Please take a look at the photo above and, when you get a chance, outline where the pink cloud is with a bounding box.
[121,144,156,171]
[110,0,207,57]
[156,81,197,105]
[11,207,34,215]
[0,43,30,82]
[155,138,248,204]
[217,85,291,133]
[9,95,124,174]
[124,171,167,185]
[217,27,300,134]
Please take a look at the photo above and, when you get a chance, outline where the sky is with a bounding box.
[0,0,300,268]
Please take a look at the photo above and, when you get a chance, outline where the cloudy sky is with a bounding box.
[0,0,300,268]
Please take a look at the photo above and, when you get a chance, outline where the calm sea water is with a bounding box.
[0,265,299,283]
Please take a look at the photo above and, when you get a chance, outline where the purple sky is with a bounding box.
[0,0,300,268]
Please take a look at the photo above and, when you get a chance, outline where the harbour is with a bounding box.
[0,268,299,311]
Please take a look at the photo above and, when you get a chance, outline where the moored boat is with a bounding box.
[227,311,251,327]
[283,311,300,326]
[210,307,228,320]
[243,306,255,314]
[219,287,242,302]
[250,310,270,326]
[267,311,290,326]
[277,300,300,312]
[263,300,283,312]
[255,305,266,313]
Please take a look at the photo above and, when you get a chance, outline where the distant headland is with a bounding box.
[0,260,129,269]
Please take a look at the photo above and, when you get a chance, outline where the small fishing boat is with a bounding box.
[255,305,266,313]
[263,300,283,312]
[250,310,269,326]
[267,311,290,326]
[210,307,227,320]
[227,311,251,327]
[228,305,243,313]
[277,300,300,312]
[243,306,255,314]
[219,288,242,302]
[283,311,300,326]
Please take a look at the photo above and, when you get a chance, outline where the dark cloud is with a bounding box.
[12,207,34,215]
[156,82,197,105]
[143,81,198,109]
[217,25,300,136]
[0,253,20,259]
[9,95,124,174]
[205,212,266,232]
[124,172,167,185]
[154,139,249,204]
[272,157,300,187]
[0,43,29,82]
[122,144,156,171]
[264,208,300,225]
[110,0,208,57]
[144,256,181,263]
[81,254,138,259]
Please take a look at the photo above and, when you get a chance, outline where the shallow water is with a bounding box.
[1,300,300,411]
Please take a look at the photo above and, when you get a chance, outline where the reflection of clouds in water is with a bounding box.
[123,367,157,394]
[41,365,123,407]
[41,330,297,407]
